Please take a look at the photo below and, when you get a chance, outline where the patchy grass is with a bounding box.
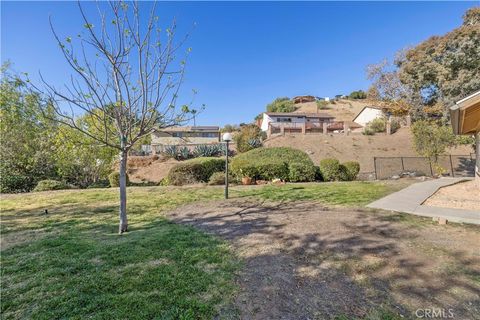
[236,181,404,206]
[1,182,402,319]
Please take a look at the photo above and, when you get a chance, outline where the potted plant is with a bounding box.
[239,167,256,185]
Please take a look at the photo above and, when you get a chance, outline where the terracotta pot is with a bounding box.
[242,177,253,185]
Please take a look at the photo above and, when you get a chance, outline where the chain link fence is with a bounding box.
[374,154,476,180]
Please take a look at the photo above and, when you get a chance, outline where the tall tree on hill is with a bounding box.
[366,53,412,116]
[397,7,480,119]
[29,1,197,233]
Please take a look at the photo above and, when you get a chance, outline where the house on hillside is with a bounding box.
[353,106,384,127]
[293,95,316,104]
[149,126,220,154]
[259,112,335,132]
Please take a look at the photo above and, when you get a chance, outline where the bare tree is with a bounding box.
[29,1,198,233]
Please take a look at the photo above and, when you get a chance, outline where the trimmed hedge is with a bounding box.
[342,161,360,181]
[108,172,130,187]
[33,180,68,192]
[319,159,360,181]
[319,158,340,181]
[168,157,225,186]
[288,162,316,182]
[230,147,316,182]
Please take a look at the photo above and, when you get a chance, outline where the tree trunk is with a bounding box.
[118,149,128,234]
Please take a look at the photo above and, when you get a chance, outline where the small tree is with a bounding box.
[348,90,367,99]
[411,120,456,168]
[266,97,297,113]
[29,1,197,233]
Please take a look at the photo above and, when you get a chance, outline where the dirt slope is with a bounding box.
[126,156,179,183]
[264,127,473,173]
[294,99,369,122]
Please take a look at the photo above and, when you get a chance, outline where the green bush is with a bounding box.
[231,147,316,182]
[348,90,367,99]
[288,162,316,182]
[207,171,238,185]
[367,118,386,133]
[266,97,297,113]
[362,126,375,135]
[342,161,360,181]
[319,158,340,181]
[390,118,401,134]
[108,172,130,187]
[316,100,329,110]
[208,172,226,185]
[168,157,225,186]
[33,180,68,192]
[234,125,264,153]
[337,165,350,181]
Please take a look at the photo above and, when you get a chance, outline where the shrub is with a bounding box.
[390,118,401,134]
[168,157,225,186]
[362,126,375,135]
[316,100,329,110]
[234,125,264,153]
[33,180,68,192]
[367,118,386,133]
[342,161,360,181]
[208,172,226,185]
[231,147,316,182]
[108,172,130,187]
[319,158,340,181]
[348,90,367,99]
[266,97,297,113]
[337,165,350,181]
[207,171,238,185]
[167,163,204,186]
[288,162,316,182]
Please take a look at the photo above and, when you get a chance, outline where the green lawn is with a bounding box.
[1,182,402,319]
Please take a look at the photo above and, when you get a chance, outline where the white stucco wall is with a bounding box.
[261,113,272,131]
[354,108,384,126]
[261,113,329,131]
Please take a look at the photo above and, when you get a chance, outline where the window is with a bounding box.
[277,117,292,122]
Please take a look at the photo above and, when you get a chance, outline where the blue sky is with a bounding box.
[1,1,477,126]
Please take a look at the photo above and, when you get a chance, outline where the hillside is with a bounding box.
[293,99,369,122]
[264,127,473,173]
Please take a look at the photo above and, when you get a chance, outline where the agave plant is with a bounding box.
[162,145,178,159]
[247,138,262,149]
[193,144,222,157]
[179,146,191,160]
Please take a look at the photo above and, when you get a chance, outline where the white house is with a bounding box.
[150,126,220,153]
[352,106,384,127]
[260,112,334,132]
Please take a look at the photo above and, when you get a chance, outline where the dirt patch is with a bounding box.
[424,180,480,210]
[128,158,179,183]
[166,200,480,319]
[295,99,367,122]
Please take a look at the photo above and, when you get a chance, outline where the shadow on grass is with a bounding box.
[168,200,480,319]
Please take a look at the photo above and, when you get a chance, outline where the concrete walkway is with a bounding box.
[367,178,480,225]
